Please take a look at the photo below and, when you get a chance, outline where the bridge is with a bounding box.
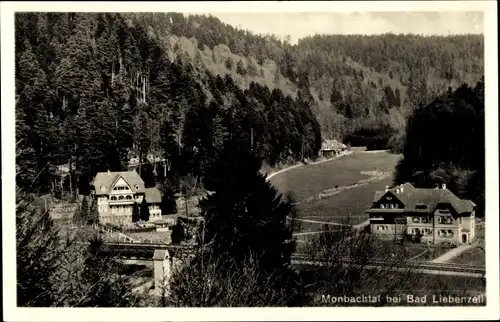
[92,239,486,296]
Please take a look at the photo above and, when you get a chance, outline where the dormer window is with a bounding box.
[100,185,106,192]
[135,184,140,190]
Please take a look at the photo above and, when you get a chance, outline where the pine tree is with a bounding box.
[225,56,233,70]
[160,180,177,215]
[200,139,296,272]
[132,201,140,222]
[171,139,301,306]
[88,197,99,225]
[78,235,136,307]
[236,59,246,75]
[170,218,185,244]
[73,196,89,226]
[140,197,150,222]
[247,59,258,76]
[16,189,62,306]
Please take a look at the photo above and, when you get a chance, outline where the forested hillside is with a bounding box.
[15,12,321,196]
[128,12,484,146]
[15,12,484,197]
[394,78,485,217]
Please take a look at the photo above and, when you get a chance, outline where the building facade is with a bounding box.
[366,183,476,246]
[319,139,348,158]
[91,170,163,225]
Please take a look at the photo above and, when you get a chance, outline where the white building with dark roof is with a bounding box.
[366,182,476,246]
[91,170,163,225]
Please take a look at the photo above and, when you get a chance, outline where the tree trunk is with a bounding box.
[75,171,79,197]
[111,64,115,88]
[142,76,146,103]
[185,191,189,218]
[138,150,142,175]
[69,159,73,198]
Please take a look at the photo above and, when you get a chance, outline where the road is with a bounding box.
[431,242,480,263]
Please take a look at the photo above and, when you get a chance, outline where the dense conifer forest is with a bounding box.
[15,11,484,202]
[13,11,487,309]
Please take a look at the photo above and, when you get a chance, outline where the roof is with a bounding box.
[92,170,146,195]
[145,187,162,203]
[371,182,476,214]
[321,139,347,151]
[372,182,416,203]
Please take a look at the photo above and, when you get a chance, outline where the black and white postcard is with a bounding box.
[2,1,498,321]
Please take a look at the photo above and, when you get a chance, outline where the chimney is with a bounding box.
[385,185,389,192]
[442,183,447,190]
[396,188,400,194]
[107,169,111,176]
[400,185,404,193]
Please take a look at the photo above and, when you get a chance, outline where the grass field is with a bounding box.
[270,151,401,201]
[449,246,485,266]
[295,175,394,223]
[268,151,402,236]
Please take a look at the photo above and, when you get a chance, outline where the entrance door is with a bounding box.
[462,234,467,244]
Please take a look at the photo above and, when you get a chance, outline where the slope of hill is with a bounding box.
[128,12,484,146]
[15,12,321,196]
[14,12,484,196]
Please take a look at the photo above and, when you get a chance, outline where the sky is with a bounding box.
[207,12,484,44]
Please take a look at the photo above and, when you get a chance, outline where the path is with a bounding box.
[291,217,351,226]
[430,242,479,263]
[265,151,353,181]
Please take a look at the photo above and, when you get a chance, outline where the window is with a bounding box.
[118,196,124,200]
[412,217,419,223]
[111,196,117,201]
[448,230,454,237]
[394,204,399,209]
[390,204,394,209]
[126,195,132,200]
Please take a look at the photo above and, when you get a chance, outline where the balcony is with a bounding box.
[108,198,135,205]
[366,208,404,214]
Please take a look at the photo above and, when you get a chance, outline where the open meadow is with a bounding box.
[270,150,401,201]
[269,151,401,237]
